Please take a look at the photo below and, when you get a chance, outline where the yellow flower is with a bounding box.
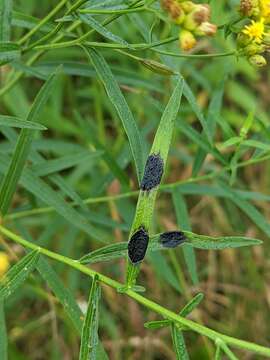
[260,0,270,17]
[0,252,9,277]
[242,18,265,43]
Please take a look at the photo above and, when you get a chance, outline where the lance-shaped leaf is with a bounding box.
[0,115,47,130]
[84,47,144,182]
[171,323,190,360]
[79,229,262,265]
[184,231,262,250]
[0,67,59,216]
[0,249,40,300]
[79,275,101,360]
[125,77,184,289]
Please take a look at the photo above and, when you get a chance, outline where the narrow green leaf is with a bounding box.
[183,80,212,144]
[242,139,270,151]
[215,345,222,360]
[179,293,204,317]
[0,249,40,300]
[126,77,184,288]
[218,136,242,149]
[0,68,59,216]
[171,323,190,360]
[220,185,270,237]
[79,275,101,360]
[0,115,47,130]
[172,188,198,284]
[84,47,144,181]
[0,0,13,41]
[78,13,131,48]
[30,150,103,176]
[0,42,20,65]
[0,153,102,239]
[185,231,262,250]
[0,301,7,360]
[144,319,171,329]
[79,242,127,264]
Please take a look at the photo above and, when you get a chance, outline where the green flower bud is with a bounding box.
[244,43,265,55]
[237,32,252,47]
[248,54,267,66]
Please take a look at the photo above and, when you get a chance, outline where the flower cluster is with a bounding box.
[161,0,217,51]
[238,0,270,66]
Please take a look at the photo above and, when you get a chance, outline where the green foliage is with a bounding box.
[0,0,269,359]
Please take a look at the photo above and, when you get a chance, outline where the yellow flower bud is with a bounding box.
[179,29,197,50]
[248,54,267,66]
[180,1,196,13]
[0,252,9,277]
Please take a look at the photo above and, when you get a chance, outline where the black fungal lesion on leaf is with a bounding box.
[128,227,149,264]
[140,153,164,192]
[160,231,186,248]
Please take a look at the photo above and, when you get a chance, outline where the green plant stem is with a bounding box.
[18,0,69,45]
[78,7,147,15]
[0,225,269,358]
[153,49,236,59]
[5,153,270,221]
[33,36,178,52]
[26,0,88,50]
[0,21,81,97]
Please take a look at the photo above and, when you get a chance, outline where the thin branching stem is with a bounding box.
[0,225,269,358]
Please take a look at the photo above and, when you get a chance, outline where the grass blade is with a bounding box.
[0,249,40,300]
[79,275,101,360]
[31,150,103,176]
[0,68,59,216]
[84,47,144,182]
[0,115,47,130]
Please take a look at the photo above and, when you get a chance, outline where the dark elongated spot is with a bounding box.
[128,227,149,264]
[140,154,164,191]
[160,231,186,248]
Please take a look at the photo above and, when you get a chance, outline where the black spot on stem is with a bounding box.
[128,227,149,264]
[140,154,164,191]
[160,231,186,248]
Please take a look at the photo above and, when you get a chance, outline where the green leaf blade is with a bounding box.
[0,249,40,300]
